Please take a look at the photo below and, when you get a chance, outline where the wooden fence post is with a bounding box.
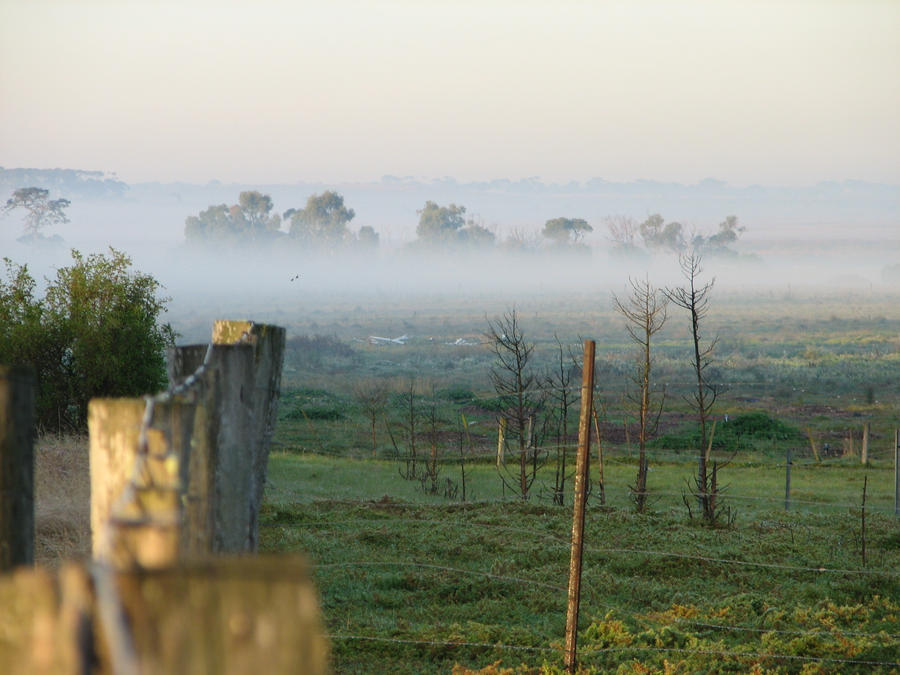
[204,343,256,553]
[894,429,899,517]
[89,398,146,561]
[211,321,286,552]
[0,557,329,674]
[784,446,792,511]
[861,423,869,465]
[109,394,198,569]
[0,365,35,570]
[166,344,209,387]
[564,340,595,673]
[591,404,605,507]
[497,417,507,468]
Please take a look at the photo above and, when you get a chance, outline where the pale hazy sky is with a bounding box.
[1,0,897,186]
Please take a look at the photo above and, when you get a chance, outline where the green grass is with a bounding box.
[261,453,900,674]
[244,287,900,672]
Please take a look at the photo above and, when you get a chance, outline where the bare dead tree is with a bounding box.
[419,384,443,494]
[614,277,668,513]
[391,377,421,480]
[486,309,544,500]
[543,335,578,505]
[665,251,720,523]
[354,378,389,458]
[604,215,641,255]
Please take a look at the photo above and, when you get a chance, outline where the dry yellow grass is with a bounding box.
[34,434,91,567]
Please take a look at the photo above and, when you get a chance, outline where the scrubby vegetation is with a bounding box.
[0,249,175,430]
[249,287,900,673]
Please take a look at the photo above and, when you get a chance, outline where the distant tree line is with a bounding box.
[2,182,746,259]
[606,213,745,258]
[183,191,610,255]
[184,190,379,251]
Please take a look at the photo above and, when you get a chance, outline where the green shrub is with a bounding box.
[651,412,802,451]
[0,249,175,430]
[437,387,476,403]
[285,406,345,421]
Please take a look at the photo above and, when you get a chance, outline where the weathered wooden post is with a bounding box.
[0,365,35,570]
[564,340,595,674]
[784,446,792,511]
[591,404,605,506]
[166,344,209,387]
[211,320,286,552]
[109,394,198,569]
[861,423,869,465]
[496,417,507,468]
[894,429,899,517]
[0,557,329,674]
[89,398,146,561]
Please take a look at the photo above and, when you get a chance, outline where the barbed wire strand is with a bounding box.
[323,633,900,667]
[312,560,567,591]
[674,618,900,641]
[582,644,900,667]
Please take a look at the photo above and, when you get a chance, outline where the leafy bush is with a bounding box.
[0,249,175,430]
[282,387,347,421]
[285,406,345,421]
[724,411,801,440]
[437,387,476,403]
[651,412,803,451]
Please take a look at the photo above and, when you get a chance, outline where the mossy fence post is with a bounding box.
[0,365,35,571]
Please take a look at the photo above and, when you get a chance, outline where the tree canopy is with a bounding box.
[693,215,744,255]
[184,190,281,244]
[286,191,355,246]
[415,201,495,247]
[0,249,175,430]
[541,217,592,245]
[3,187,70,242]
[639,214,686,253]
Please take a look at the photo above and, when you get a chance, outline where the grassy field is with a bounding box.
[30,285,900,673]
[253,286,900,674]
[261,454,900,674]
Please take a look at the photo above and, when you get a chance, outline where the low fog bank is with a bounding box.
[5,239,898,299]
[4,237,898,347]
[3,169,898,249]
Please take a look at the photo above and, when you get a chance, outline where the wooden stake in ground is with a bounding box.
[861,423,869,465]
[784,446,792,511]
[564,340,595,674]
[806,427,820,462]
[861,474,868,567]
[894,429,899,518]
[591,404,605,507]
[0,365,35,570]
[496,417,507,468]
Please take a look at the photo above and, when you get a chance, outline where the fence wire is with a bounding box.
[322,634,900,668]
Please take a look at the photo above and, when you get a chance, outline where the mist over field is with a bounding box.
[2,175,899,348]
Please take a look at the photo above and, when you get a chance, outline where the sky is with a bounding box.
[1,0,898,187]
